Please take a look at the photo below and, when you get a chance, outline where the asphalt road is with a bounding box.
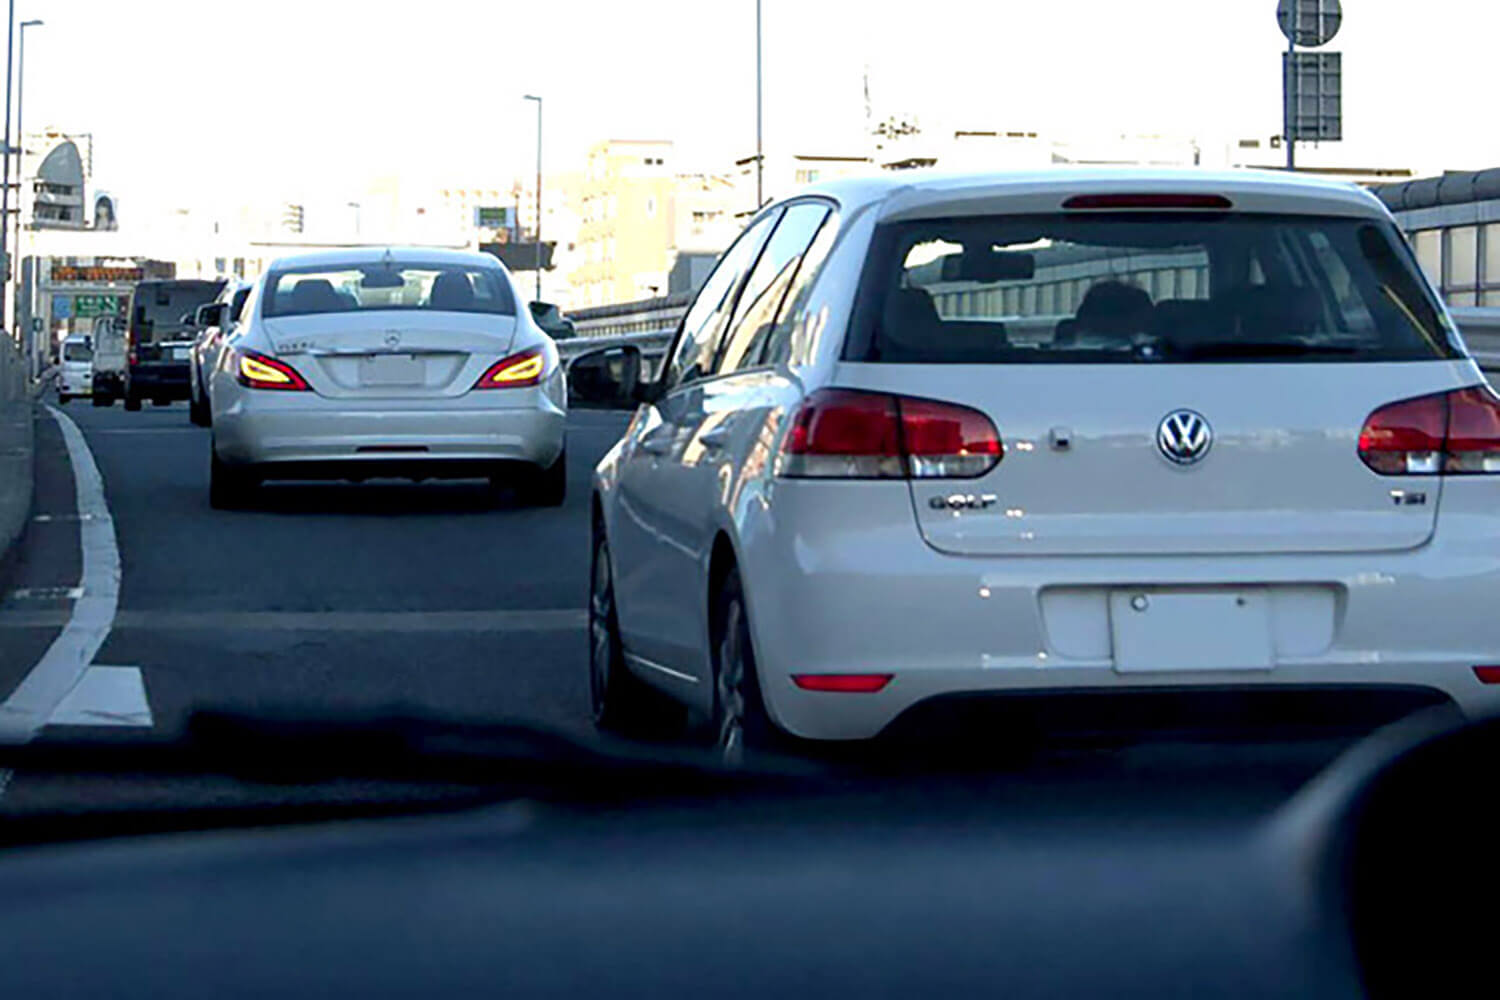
[0,396,1363,818]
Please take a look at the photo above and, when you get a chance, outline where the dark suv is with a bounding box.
[123,279,225,410]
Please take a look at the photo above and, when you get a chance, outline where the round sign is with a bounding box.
[1277,0,1341,47]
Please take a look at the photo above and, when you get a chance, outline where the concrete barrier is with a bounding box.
[0,336,34,566]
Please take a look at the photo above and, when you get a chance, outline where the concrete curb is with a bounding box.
[0,340,36,569]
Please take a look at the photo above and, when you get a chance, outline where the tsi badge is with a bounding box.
[930,493,999,512]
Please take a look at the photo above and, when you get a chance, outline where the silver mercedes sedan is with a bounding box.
[207,248,566,509]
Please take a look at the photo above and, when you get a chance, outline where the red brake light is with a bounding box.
[474,347,545,389]
[1474,666,1500,685]
[792,673,893,693]
[1358,386,1500,475]
[1063,193,1233,210]
[235,349,310,391]
[127,348,138,367]
[779,389,1001,479]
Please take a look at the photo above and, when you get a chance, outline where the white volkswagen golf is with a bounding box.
[576,168,1500,757]
[208,248,566,509]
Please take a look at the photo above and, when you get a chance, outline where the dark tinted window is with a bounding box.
[230,288,251,322]
[847,213,1457,364]
[763,210,840,367]
[264,264,516,318]
[129,281,225,342]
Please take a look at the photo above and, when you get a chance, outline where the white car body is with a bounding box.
[590,167,1500,746]
[57,335,94,399]
[208,247,566,506]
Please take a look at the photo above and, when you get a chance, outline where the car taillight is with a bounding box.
[235,349,310,391]
[127,348,138,366]
[474,347,545,389]
[1358,386,1500,475]
[792,673,893,693]
[778,388,1002,479]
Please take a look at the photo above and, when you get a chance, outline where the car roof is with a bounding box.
[264,247,503,272]
[801,167,1390,222]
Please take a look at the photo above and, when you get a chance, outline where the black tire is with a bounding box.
[712,568,782,765]
[589,524,683,737]
[57,393,69,405]
[91,393,110,408]
[209,448,259,510]
[123,393,142,412]
[152,398,170,407]
[189,391,210,427]
[520,447,567,507]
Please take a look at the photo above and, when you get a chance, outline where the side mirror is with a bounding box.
[569,345,643,409]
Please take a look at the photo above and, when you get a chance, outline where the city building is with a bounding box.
[731,152,874,216]
[569,139,678,307]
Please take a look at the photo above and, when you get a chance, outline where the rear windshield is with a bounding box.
[129,281,225,343]
[846,213,1460,364]
[263,263,517,319]
[64,342,93,362]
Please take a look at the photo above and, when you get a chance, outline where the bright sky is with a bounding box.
[19,0,1500,217]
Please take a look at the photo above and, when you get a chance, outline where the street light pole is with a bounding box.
[755,0,763,209]
[15,19,40,333]
[1,0,15,338]
[523,94,542,303]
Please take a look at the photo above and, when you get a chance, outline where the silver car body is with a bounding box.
[593,167,1500,741]
[191,280,254,412]
[210,247,565,477]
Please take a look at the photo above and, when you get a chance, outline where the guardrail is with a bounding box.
[1452,307,1500,372]
[0,334,34,565]
[558,328,675,380]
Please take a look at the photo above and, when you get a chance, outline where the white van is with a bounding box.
[56,335,94,403]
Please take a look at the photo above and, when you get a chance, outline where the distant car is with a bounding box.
[123,278,226,411]
[55,335,94,403]
[576,168,1500,760]
[529,301,576,340]
[207,248,567,509]
[189,281,253,427]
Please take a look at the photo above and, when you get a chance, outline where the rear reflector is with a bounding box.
[1358,386,1500,475]
[1063,193,1233,211]
[1474,667,1500,685]
[779,388,1002,480]
[792,674,893,693]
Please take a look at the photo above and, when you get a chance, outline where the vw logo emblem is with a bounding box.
[384,332,401,348]
[1157,409,1212,466]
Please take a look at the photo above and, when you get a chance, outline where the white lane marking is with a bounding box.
[0,607,587,632]
[32,513,99,523]
[0,405,121,743]
[7,586,85,601]
[46,667,152,728]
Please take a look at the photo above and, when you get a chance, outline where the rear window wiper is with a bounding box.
[1167,339,1362,360]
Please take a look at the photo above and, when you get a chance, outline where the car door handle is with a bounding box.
[699,427,730,450]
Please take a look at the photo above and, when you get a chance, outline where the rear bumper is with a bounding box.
[128,364,191,398]
[739,481,1500,742]
[212,387,566,472]
[57,372,92,395]
[92,372,123,395]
